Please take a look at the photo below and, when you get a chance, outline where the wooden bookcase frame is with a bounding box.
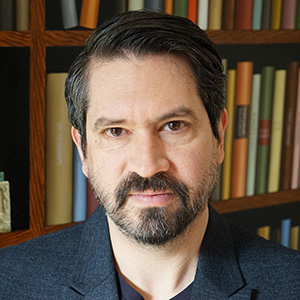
[0,0,300,248]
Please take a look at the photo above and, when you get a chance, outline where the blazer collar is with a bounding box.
[192,205,252,299]
[69,205,119,299]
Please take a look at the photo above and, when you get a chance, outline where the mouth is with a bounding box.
[128,190,174,207]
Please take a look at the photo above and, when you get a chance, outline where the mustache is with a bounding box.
[115,172,189,210]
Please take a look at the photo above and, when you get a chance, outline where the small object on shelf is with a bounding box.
[0,180,11,233]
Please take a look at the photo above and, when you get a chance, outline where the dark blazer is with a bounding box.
[0,205,300,299]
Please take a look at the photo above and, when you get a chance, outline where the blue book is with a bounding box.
[252,0,263,30]
[281,218,292,247]
[72,144,87,222]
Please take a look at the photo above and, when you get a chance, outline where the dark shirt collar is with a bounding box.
[117,272,193,300]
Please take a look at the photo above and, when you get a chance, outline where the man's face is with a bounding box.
[73,54,226,246]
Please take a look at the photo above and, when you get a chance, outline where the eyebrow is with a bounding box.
[93,106,197,130]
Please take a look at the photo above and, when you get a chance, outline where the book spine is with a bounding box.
[173,0,189,17]
[208,0,223,30]
[45,73,73,226]
[281,218,291,247]
[297,0,300,29]
[16,0,30,31]
[222,69,236,200]
[290,225,299,250]
[72,145,87,223]
[222,0,236,30]
[246,74,261,197]
[280,61,299,190]
[164,0,173,14]
[0,181,11,233]
[268,70,286,193]
[261,0,271,29]
[257,225,271,240]
[281,0,298,29]
[197,0,209,30]
[188,0,198,23]
[291,69,300,189]
[255,66,275,195]
[0,0,14,30]
[231,62,253,198]
[235,0,254,30]
[60,0,78,29]
[252,0,263,30]
[270,0,282,29]
[80,0,100,29]
[144,0,164,11]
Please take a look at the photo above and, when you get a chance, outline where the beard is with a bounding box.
[89,160,218,247]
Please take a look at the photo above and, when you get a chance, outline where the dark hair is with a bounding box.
[65,10,226,155]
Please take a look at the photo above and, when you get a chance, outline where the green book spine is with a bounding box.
[255,66,275,195]
[296,0,300,29]
[246,74,261,196]
[173,0,188,17]
[252,0,263,29]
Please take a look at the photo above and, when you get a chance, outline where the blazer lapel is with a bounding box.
[191,205,253,299]
[68,206,120,299]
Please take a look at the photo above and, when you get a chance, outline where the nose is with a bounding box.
[127,133,170,178]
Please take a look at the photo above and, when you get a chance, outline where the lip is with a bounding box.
[128,192,173,206]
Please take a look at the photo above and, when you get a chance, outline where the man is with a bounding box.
[0,10,300,300]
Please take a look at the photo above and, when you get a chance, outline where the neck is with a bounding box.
[107,205,209,300]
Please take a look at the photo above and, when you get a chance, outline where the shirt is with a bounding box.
[117,272,193,300]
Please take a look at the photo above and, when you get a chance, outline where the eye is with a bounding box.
[164,121,186,132]
[104,127,127,137]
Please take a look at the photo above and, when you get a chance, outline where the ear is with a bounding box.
[71,126,89,177]
[216,109,228,165]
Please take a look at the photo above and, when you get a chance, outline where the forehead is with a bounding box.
[86,54,204,119]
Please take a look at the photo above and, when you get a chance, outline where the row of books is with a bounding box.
[0,0,30,30]
[0,172,11,233]
[57,0,300,30]
[257,218,300,251]
[211,60,300,202]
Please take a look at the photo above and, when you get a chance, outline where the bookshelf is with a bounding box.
[0,0,300,249]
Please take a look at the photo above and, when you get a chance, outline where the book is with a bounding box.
[261,0,272,29]
[208,0,223,30]
[281,0,298,29]
[79,0,100,29]
[291,69,300,190]
[173,0,188,17]
[280,61,299,190]
[45,73,73,226]
[60,0,78,29]
[0,181,11,233]
[164,0,173,14]
[128,0,144,10]
[231,62,253,198]
[72,144,87,223]
[270,0,282,29]
[281,218,291,247]
[255,66,275,195]
[257,225,271,240]
[235,0,253,30]
[0,0,14,30]
[144,0,164,11]
[197,0,209,30]
[252,0,263,29]
[222,0,235,30]
[222,69,236,200]
[290,225,299,250]
[246,74,261,197]
[268,70,287,193]
[16,0,30,31]
[188,0,198,23]
[297,0,300,29]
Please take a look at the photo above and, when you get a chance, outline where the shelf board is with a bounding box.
[207,30,300,44]
[45,30,92,47]
[0,31,31,47]
[211,189,300,214]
